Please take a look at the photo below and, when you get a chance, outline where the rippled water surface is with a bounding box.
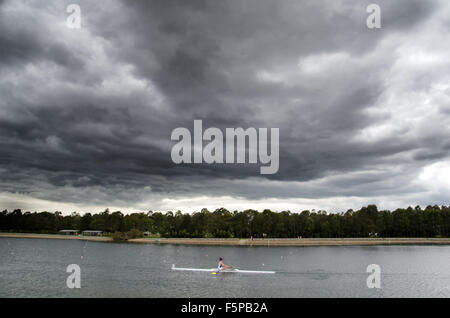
[1,238,449,297]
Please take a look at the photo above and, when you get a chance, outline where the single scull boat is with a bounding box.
[172,264,275,274]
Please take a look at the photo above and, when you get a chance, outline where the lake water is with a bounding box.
[0,238,449,297]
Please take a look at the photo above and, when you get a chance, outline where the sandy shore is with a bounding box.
[1,233,449,246]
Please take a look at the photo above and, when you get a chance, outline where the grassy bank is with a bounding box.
[1,233,450,246]
[130,237,450,246]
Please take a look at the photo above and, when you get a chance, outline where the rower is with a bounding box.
[218,257,231,271]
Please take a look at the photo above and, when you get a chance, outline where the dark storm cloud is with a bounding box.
[101,0,441,182]
[0,13,84,69]
[0,0,449,212]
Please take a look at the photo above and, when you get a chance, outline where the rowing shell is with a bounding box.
[171,264,275,274]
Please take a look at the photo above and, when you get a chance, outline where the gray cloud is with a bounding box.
[0,0,449,213]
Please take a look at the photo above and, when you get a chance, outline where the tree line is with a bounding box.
[1,205,449,238]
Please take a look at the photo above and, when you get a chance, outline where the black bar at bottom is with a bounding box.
[0,298,448,316]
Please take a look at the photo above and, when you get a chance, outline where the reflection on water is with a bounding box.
[0,238,449,297]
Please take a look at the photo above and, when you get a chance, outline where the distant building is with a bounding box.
[82,230,103,236]
[59,230,79,235]
[143,231,151,236]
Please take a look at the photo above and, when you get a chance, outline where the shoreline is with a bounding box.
[0,233,111,242]
[1,233,450,246]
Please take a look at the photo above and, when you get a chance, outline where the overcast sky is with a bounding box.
[1,0,449,214]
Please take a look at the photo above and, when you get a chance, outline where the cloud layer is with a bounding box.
[0,0,449,213]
